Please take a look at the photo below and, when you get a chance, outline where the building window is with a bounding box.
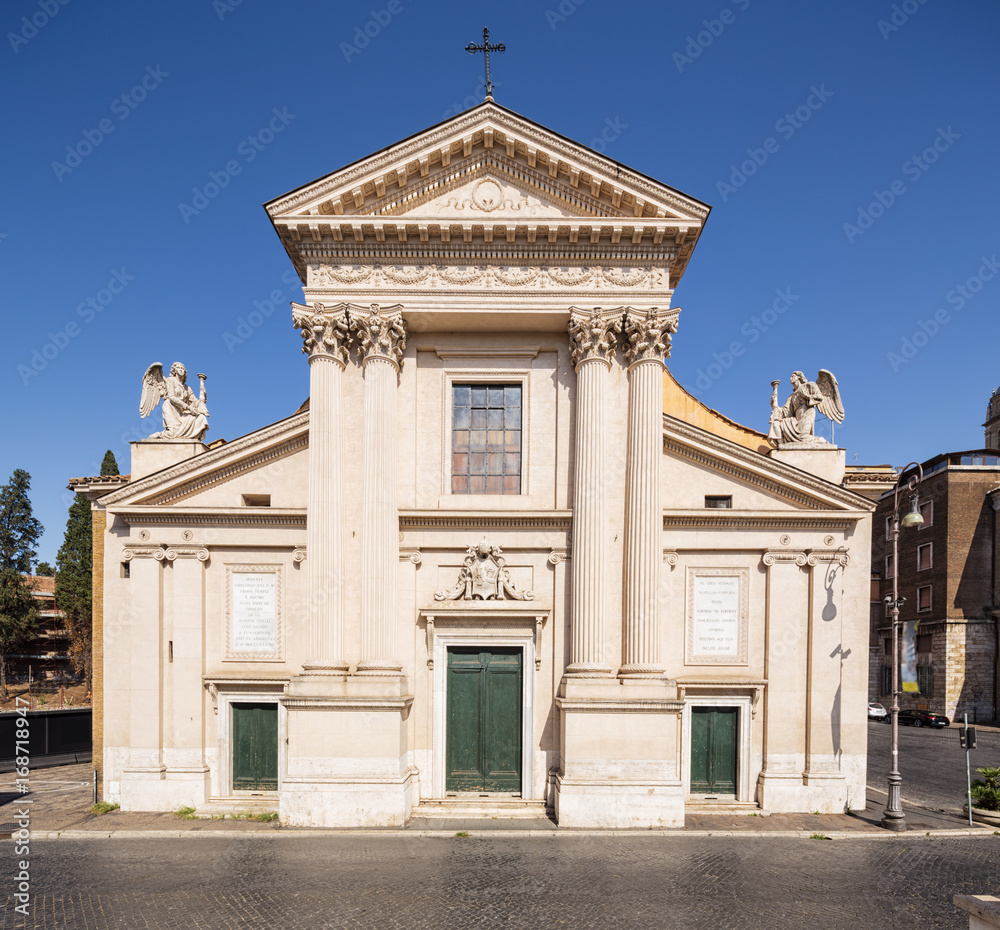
[917,542,932,572]
[885,516,893,540]
[704,495,732,509]
[918,500,933,528]
[917,585,932,612]
[916,664,934,696]
[881,665,892,696]
[885,554,894,579]
[883,637,891,655]
[917,633,933,653]
[451,384,521,494]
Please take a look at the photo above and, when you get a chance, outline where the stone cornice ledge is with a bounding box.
[400,510,571,530]
[663,414,876,512]
[555,696,684,714]
[281,696,414,711]
[114,507,306,528]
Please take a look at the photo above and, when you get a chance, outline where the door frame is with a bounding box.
[211,682,286,798]
[682,696,752,802]
[432,628,536,799]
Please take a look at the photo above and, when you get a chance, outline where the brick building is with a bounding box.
[871,451,1000,723]
[9,575,72,682]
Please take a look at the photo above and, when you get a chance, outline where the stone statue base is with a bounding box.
[131,440,209,481]
[769,445,845,485]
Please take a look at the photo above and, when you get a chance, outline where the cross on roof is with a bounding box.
[465,26,505,99]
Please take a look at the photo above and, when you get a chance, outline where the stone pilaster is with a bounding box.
[292,302,350,674]
[353,303,407,675]
[620,308,677,677]
[565,307,621,677]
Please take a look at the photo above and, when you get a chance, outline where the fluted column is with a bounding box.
[565,307,622,677]
[292,302,350,674]
[353,303,406,675]
[620,308,678,677]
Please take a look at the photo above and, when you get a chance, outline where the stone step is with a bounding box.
[414,798,551,819]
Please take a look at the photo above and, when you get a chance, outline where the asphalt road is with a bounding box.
[866,720,1000,814]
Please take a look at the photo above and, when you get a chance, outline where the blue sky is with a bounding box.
[2,0,998,563]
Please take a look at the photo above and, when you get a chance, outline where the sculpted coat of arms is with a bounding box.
[434,541,534,601]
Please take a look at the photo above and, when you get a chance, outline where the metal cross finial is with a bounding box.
[465,26,505,98]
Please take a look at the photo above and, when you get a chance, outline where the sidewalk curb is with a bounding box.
[33,826,1000,840]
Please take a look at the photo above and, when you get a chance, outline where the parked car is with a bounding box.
[868,702,888,721]
[898,709,950,728]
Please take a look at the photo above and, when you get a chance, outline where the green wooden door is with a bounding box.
[232,702,278,791]
[446,647,522,793]
[690,707,738,794]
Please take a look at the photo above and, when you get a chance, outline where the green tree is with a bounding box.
[56,494,93,691]
[35,561,55,576]
[0,469,44,699]
[100,451,120,477]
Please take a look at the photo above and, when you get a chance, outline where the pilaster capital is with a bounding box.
[761,548,808,567]
[351,302,406,369]
[806,549,850,567]
[622,307,678,365]
[291,301,350,365]
[122,545,167,561]
[164,546,210,562]
[567,306,623,368]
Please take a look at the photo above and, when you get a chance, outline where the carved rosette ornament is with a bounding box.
[567,307,623,369]
[351,303,407,369]
[622,307,678,366]
[291,302,350,365]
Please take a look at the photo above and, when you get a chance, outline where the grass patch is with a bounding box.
[809,833,831,841]
[454,831,471,838]
[90,801,119,815]
[175,806,197,820]
[232,810,279,822]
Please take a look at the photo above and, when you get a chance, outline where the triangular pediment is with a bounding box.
[265,101,711,284]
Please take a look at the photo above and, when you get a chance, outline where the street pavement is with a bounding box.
[1,721,999,928]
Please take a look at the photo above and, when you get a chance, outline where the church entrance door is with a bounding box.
[690,706,738,795]
[446,647,522,793]
[232,702,278,791]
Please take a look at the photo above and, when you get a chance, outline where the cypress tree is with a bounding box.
[100,451,120,477]
[0,469,43,699]
[56,494,93,691]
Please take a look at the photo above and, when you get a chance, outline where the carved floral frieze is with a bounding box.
[307,264,671,291]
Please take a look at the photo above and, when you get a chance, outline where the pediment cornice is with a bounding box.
[101,411,309,508]
[662,415,876,513]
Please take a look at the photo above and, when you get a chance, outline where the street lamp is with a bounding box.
[881,461,924,832]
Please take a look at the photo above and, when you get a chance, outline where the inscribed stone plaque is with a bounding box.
[225,565,283,661]
[685,568,748,665]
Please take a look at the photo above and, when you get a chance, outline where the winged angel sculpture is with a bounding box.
[139,362,210,441]
[767,370,843,448]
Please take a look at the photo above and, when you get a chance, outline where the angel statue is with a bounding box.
[140,362,210,441]
[767,370,843,448]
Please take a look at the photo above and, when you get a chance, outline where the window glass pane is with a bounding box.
[488,430,504,448]
[487,453,504,474]
[507,406,522,429]
[469,476,487,494]
[488,386,505,405]
[452,476,468,493]
[505,430,519,452]
[504,475,520,493]
[471,408,487,429]
[453,385,470,406]
[505,453,520,474]
[470,453,487,475]
[452,453,468,475]
[470,430,487,450]
[452,407,470,429]
[471,386,488,405]
[488,408,504,429]
[505,385,521,406]
[453,430,470,451]
[486,475,503,494]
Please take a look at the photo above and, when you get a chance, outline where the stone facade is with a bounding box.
[73,101,875,826]
[872,452,1000,722]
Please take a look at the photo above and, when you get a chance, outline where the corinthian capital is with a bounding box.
[291,302,350,364]
[622,307,678,365]
[351,303,406,368]
[567,307,623,368]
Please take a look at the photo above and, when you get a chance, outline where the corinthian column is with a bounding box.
[353,303,406,675]
[565,307,622,677]
[619,308,678,677]
[292,302,350,674]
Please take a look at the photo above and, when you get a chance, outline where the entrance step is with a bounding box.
[686,799,764,815]
[415,798,551,820]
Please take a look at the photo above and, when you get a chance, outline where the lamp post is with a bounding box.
[881,461,924,832]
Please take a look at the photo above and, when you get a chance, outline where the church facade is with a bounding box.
[75,102,875,827]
